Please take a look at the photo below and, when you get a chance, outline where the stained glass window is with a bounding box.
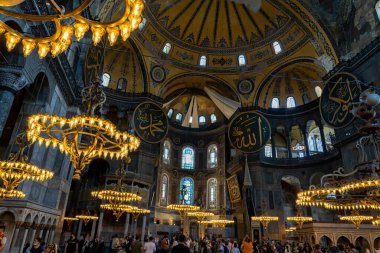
[161,174,169,205]
[287,97,296,108]
[163,140,171,164]
[179,177,194,204]
[208,144,217,168]
[181,146,194,169]
[207,178,217,209]
[271,98,279,108]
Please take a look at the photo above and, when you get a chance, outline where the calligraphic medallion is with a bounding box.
[133,102,168,143]
[228,111,271,153]
[320,73,361,128]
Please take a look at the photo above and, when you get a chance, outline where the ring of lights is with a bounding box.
[0,188,26,199]
[200,219,235,228]
[0,0,144,58]
[251,216,279,230]
[91,190,142,203]
[27,114,140,180]
[75,214,99,226]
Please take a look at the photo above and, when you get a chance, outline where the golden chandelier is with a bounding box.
[201,219,235,228]
[167,204,200,214]
[76,214,99,226]
[287,216,313,229]
[63,217,79,229]
[251,216,279,230]
[187,211,215,220]
[0,0,144,58]
[339,211,373,229]
[0,133,53,199]
[27,79,140,180]
[100,204,150,222]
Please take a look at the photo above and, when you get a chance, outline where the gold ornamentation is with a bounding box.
[339,211,372,229]
[76,214,98,226]
[251,216,279,230]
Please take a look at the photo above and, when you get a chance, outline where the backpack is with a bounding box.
[223,245,229,253]
[161,239,169,250]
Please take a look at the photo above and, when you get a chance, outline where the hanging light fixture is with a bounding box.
[76,214,99,226]
[26,78,140,180]
[251,216,279,231]
[339,211,373,229]
[0,0,145,59]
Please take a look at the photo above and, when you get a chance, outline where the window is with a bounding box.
[102,73,111,87]
[238,55,246,66]
[163,140,171,164]
[315,86,322,97]
[199,116,206,125]
[286,97,296,108]
[181,146,195,169]
[207,178,217,209]
[199,55,207,66]
[117,78,127,91]
[273,41,282,54]
[175,113,183,122]
[189,116,193,124]
[162,42,172,54]
[271,98,279,108]
[265,145,272,157]
[179,177,194,204]
[377,1,380,21]
[138,17,147,30]
[207,144,218,168]
[167,109,173,119]
[210,114,217,123]
[161,174,169,205]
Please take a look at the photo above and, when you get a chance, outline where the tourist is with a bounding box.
[65,233,79,253]
[78,234,85,253]
[45,244,58,253]
[375,248,380,253]
[337,245,345,253]
[82,234,92,253]
[227,240,233,253]
[23,242,31,253]
[172,235,178,248]
[30,237,44,253]
[232,243,240,253]
[161,235,169,253]
[130,235,143,253]
[172,234,190,253]
[144,236,156,253]
[242,235,253,253]
[314,244,322,253]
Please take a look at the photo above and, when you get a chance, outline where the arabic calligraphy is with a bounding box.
[133,102,168,143]
[228,112,271,153]
[227,175,241,203]
[320,73,361,128]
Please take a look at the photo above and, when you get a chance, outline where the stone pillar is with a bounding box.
[44,225,51,243]
[302,128,310,157]
[90,219,97,240]
[0,86,15,137]
[286,132,292,158]
[133,217,138,237]
[77,220,83,238]
[270,131,276,158]
[48,226,55,243]
[9,222,22,253]
[19,224,30,253]
[96,212,104,238]
[124,213,130,237]
[29,224,37,245]
[38,224,45,238]
[318,123,327,152]
[141,215,147,239]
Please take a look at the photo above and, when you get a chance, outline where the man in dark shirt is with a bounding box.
[65,233,79,253]
[172,234,190,253]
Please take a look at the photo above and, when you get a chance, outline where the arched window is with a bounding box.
[286,97,296,108]
[271,98,280,108]
[308,127,324,154]
[181,146,195,169]
[162,42,172,54]
[199,55,207,66]
[238,55,246,66]
[210,114,217,123]
[175,113,183,122]
[199,116,206,125]
[167,109,173,119]
[265,145,272,157]
[160,174,169,205]
[163,140,171,164]
[138,17,147,30]
[207,144,218,168]
[207,178,217,209]
[273,41,282,54]
[315,86,322,97]
[117,78,127,91]
[102,73,111,87]
[376,1,380,21]
[189,116,193,124]
[179,177,194,204]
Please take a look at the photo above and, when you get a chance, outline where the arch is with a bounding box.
[337,236,350,247]
[26,72,50,104]
[40,216,46,225]
[320,235,333,250]
[199,116,206,125]
[181,146,195,170]
[207,178,217,209]
[24,213,32,223]
[210,114,217,124]
[281,175,301,190]
[160,173,169,206]
[271,98,280,108]
[355,237,371,253]
[162,140,171,165]
[307,120,323,154]
[207,144,217,168]
[286,96,296,108]
[0,211,15,253]
[179,177,194,204]
[374,237,380,250]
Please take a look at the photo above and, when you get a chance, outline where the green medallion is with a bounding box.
[319,73,361,128]
[228,111,271,153]
[133,102,168,143]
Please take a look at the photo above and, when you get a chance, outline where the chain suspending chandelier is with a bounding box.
[0,0,144,58]
[0,133,53,199]
[27,79,140,180]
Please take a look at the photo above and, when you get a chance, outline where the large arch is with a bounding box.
[355,236,371,253]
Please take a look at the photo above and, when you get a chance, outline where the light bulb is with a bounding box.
[106,26,119,46]
[50,41,62,58]
[73,21,89,41]
[120,22,131,41]
[60,24,74,43]
[131,16,142,30]
[91,26,106,46]
[132,1,144,17]
[0,24,5,34]
[22,39,36,57]
[5,32,21,52]
[37,43,50,59]
[60,39,71,53]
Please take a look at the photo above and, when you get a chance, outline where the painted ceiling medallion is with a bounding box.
[238,79,254,95]
[150,65,166,83]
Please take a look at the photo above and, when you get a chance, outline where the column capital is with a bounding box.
[23,222,32,229]
[15,221,23,228]
[0,72,27,92]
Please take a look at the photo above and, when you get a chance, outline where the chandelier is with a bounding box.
[372,216,380,225]
[27,79,140,180]
[188,211,214,238]
[0,0,144,58]
[251,216,279,231]
[167,204,200,231]
[63,217,78,229]
[287,216,312,229]
[76,214,99,226]
[201,219,235,228]
[0,133,53,199]
[339,211,373,229]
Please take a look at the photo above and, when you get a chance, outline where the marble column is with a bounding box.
[286,133,293,158]
[302,129,310,157]
[38,224,45,238]
[318,124,327,152]
[133,218,138,237]
[141,215,147,239]
[44,226,51,243]
[0,86,15,137]
[90,219,97,240]
[270,131,276,158]
[48,226,55,243]
[19,224,30,253]
[124,213,130,237]
[29,224,37,245]
[96,212,104,238]
[77,220,83,238]
[9,222,22,253]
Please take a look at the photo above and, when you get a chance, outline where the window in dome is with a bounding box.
[117,78,127,91]
[199,116,206,125]
[377,1,380,21]
[265,145,272,157]
[160,174,169,205]
[207,178,217,209]
[175,113,183,122]
[181,146,195,170]
[138,17,147,30]
[210,114,217,123]
[286,97,296,108]
[315,86,322,97]
[162,42,172,54]
[102,73,111,87]
[271,98,280,108]
[189,116,193,124]
[199,55,207,67]
[207,144,218,168]
[163,140,171,164]
[238,55,246,66]
[167,109,173,119]
[179,177,194,204]
[273,41,282,54]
